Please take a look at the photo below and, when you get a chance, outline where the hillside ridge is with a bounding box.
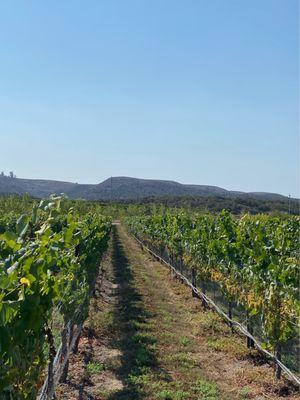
[0,174,290,201]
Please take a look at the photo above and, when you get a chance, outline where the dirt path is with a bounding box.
[56,224,298,400]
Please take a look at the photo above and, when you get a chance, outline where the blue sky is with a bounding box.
[0,1,298,196]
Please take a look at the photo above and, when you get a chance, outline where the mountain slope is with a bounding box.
[0,175,288,201]
[0,176,76,198]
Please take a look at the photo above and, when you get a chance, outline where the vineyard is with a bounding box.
[0,196,299,399]
[126,212,300,378]
[0,197,111,398]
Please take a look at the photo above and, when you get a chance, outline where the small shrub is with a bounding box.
[179,337,191,347]
[156,389,190,400]
[86,361,105,374]
[192,379,219,400]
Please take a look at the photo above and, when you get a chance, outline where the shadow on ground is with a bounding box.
[107,225,170,400]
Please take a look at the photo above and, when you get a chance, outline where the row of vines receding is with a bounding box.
[126,211,300,380]
[0,197,111,399]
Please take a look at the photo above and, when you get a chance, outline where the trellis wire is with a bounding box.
[132,233,300,387]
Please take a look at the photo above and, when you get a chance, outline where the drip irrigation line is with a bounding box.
[132,233,300,387]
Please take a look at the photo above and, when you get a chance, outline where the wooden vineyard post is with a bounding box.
[202,281,207,309]
[45,326,56,400]
[73,323,84,356]
[246,313,255,348]
[192,268,197,297]
[275,344,282,379]
[179,256,183,275]
[179,257,185,284]
[73,327,80,354]
[228,301,233,330]
[273,295,283,379]
[60,321,70,383]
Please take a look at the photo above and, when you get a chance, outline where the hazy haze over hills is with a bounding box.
[0,175,291,201]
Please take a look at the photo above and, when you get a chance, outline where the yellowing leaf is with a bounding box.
[20,277,31,287]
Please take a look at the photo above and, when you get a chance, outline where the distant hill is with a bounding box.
[0,175,291,201]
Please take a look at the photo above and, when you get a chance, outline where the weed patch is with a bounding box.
[192,379,219,400]
[86,361,105,374]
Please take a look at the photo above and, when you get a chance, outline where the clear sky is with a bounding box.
[0,1,299,196]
